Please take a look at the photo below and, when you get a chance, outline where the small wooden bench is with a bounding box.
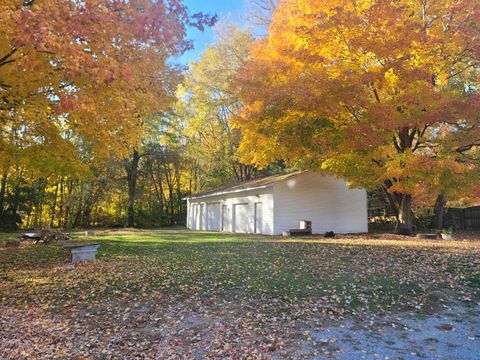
[63,243,100,264]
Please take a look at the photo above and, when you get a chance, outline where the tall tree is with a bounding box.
[236,0,480,233]
[244,0,278,28]
[179,23,257,188]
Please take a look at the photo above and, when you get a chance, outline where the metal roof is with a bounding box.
[185,171,304,200]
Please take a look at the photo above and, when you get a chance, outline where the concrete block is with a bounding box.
[63,243,100,264]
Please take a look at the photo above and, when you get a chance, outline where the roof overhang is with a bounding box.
[183,185,270,201]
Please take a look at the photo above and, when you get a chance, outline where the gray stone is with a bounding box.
[63,243,100,264]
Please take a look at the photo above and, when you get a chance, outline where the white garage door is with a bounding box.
[255,202,263,234]
[193,204,204,230]
[190,204,197,230]
[193,204,203,230]
[206,203,221,231]
[234,203,252,233]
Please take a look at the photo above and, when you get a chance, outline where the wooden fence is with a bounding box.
[444,206,480,230]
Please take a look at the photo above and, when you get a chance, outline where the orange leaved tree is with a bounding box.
[1,0,215,159]
[236,0,480,233]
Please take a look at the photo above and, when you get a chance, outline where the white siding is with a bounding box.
[254,202,263,234]
[273,172,368,235]
[199,204,205,230]
[186,188,275,235]
[206,203,221,231]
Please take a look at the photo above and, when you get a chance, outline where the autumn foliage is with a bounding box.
[0,1,215,229]
[0,0,214,170]
[236,0,480,232]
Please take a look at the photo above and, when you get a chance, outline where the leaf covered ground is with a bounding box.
[1,230,479,359]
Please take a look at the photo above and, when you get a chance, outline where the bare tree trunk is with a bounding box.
[433,193,446,229]
[380,185,400,220]
[11,183,21,229]
[150,164,164,207]
[397,194,413,235]
[34,179,47,227]
[0,169,8,215]
[72,183,84,228]
[162,161,175,225]
[175,164,182,224]
[63,179,74,228]
[157,161,165,212]
[50,181,59,227]
[58,178,64,227]
[126,149,140,228]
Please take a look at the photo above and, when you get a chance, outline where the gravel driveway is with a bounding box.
[304,302,480,359]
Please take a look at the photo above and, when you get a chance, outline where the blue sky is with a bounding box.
[178,0,246,66]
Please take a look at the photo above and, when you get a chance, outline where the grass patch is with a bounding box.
[1,231,479,311]
[1,230,479,358]
[0,232,19,241]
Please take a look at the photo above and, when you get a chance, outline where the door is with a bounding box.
[234,203,251,233]
[190,204,196,230]
[206,203,221,231]
[255,202,263,234]
[194,204,202,230]
[199,204,205,230]
[222,205,228,231]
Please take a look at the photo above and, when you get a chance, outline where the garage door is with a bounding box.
[193,204,203,230]
[195,204,204,230]
[190,204,197,230]
[206,203,221,231]
[234,203,252,233]
[255,202,263,234]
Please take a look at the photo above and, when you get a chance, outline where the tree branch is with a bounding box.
[370,83,381,103]
[0,48,17,68]
[456,141,480,153]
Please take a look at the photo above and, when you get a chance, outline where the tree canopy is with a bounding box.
[1,0,214,166]
[235,0,480,232]
[178,23,258,188]
[0,0,215,229]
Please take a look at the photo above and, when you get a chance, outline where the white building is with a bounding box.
[185,172,368,235]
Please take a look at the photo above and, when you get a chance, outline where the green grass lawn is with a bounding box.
[1,230,479,358]
[0,232,19,241]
